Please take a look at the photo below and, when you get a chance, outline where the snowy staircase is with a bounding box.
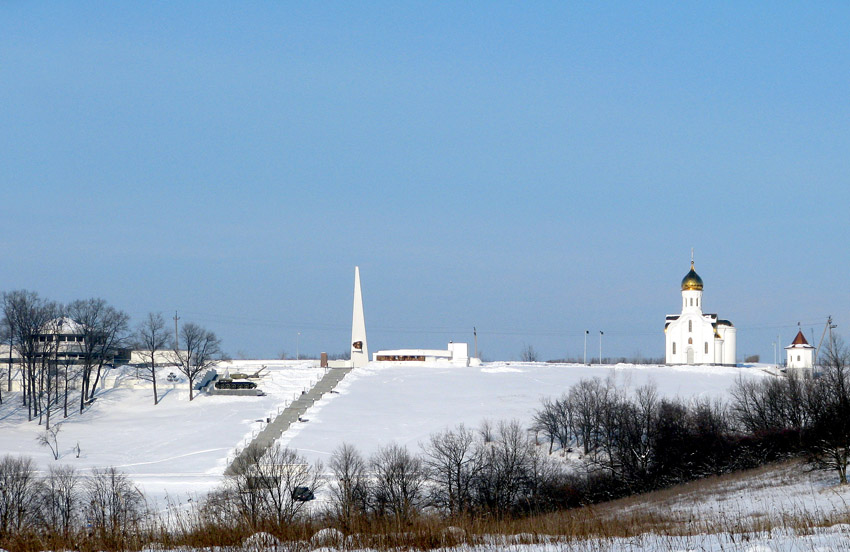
[225,366,352,474]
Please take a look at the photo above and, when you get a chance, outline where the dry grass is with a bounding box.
[4,459,849,551]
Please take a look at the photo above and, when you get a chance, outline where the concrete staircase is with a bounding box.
[225,367,352,474]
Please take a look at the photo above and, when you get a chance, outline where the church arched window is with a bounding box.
[690,298,693,306]
[688,337,693,345]
[705,342,708,354]
[688,320,692,332]
[673,342,676,354]
[797,355,801,362]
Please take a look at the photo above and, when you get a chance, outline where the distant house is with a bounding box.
[0,316,133,391]
[785,330,815,372]
[373,342,471,367]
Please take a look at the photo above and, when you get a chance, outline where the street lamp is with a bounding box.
[296,332,301,361]
[599,331,603,365]
[584,330,589,365]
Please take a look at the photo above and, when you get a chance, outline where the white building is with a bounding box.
[785,330,814,371]
[665,262,737,366]
[373,342,472,367]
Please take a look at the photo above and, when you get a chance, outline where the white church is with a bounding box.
[665,261,737,366]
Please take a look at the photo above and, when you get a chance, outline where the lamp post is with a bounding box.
[584,330,588,365]
[296,332,301,361]
[599,331,603,365]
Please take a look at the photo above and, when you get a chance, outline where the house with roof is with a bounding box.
[785,329,815,372]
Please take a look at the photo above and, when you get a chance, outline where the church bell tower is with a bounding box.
[681,261,704,314]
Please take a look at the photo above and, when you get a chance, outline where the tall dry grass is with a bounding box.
[3,459,849,552]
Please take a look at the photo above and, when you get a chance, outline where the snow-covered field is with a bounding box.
[0,360,325,503]
[281,361,774,464]
[0,361,772,505]
[5,360,850,550]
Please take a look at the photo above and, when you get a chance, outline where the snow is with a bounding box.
[0,360,325,504]
[445,528,850,551]
[3,359,850,549]
[281,362,772,464]
[0,360,776,507]
[620,459,850,525]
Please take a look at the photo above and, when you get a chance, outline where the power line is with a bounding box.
[169,310,833,341]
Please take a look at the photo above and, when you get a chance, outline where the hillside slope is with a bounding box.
[281,361,772,464]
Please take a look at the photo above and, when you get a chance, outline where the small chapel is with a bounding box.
[665,261,737,366]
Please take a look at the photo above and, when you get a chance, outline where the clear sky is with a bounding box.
[2,3,848,362]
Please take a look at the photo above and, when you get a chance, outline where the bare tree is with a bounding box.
[36,464,80,539]
[370,443,426,522]
[57,349,78,420]
[479,419,495,443]
[220,443,322,528]
[552,395,575,452]
[475,420,535,514]
[533,398,561,454]
[328,443,369,529]
[422,424,483,516]
[3,291,59,422]
[84,466,145,547]
[134,313,170,405]
[0,318,7,404]
[1,293,21,398]
[171,322,222,401]
[66,299,130,413]
[37,423,62,460]
[614,384,659,484]
[806,335,850,483]
[520,344,538,362]
[568,377,609,455]
[0,455,38,536]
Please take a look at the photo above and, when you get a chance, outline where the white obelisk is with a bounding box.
[350,266,369,367]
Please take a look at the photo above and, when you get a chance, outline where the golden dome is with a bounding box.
[681,261,704,291]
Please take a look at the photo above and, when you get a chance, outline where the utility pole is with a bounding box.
[473,327,478,360]
[584,330,588,365]
[296,332,301,361]
[173,311,180,349]
[815,316,836,367]
[599,331,603,365]
[773,341,777,367]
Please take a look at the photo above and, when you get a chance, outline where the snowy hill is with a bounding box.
[0,361,773,505]
[282,361,771,463]
[0,360,325,503]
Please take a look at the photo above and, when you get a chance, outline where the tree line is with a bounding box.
[0,456,145,550]
[533,334,850,495]
[0,290,224,427]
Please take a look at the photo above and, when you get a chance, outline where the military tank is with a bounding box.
[208,368,264,395]
[214,377,257,390]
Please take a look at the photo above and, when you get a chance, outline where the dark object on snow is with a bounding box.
[292,486,315,501]
[215,378,257,390]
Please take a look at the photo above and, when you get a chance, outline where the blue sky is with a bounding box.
[2,3,848,362]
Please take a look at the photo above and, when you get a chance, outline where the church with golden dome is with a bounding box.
[664,261,737,366]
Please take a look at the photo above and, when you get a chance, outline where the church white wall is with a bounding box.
[681,289,704,313]
[718,325,737,366]
[666,314,717,365]
[786,346,813,369]
[665,264,735,367]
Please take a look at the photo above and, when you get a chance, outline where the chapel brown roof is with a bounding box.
[791,330,809,346]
